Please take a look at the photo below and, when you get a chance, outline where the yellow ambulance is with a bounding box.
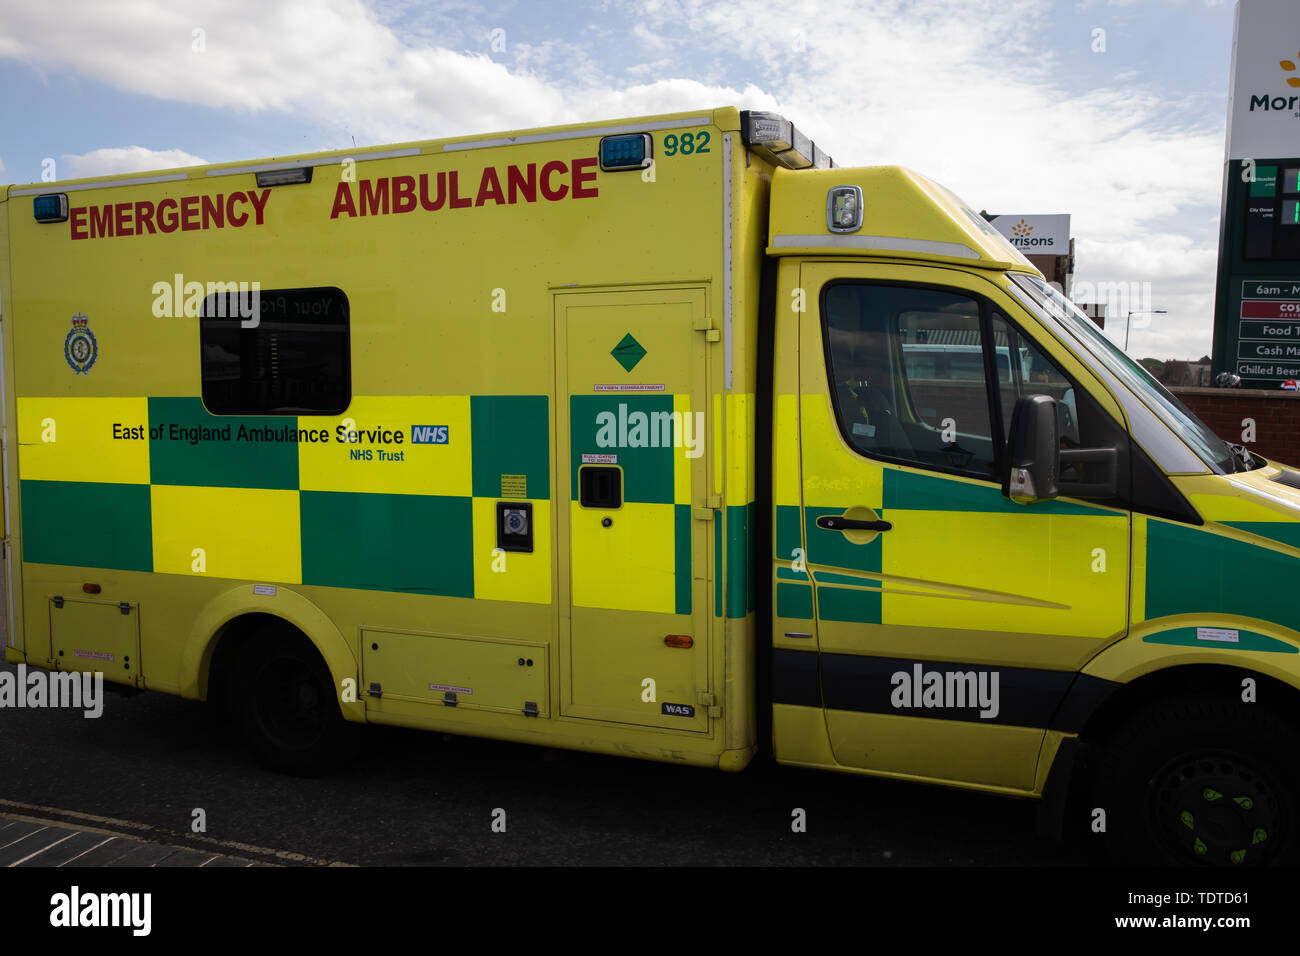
[4,106,1299,866]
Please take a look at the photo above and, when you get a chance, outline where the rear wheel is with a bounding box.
[232,628,357,777]
[1092,696,1300,865]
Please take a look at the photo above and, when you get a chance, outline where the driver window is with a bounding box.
[824,282,997,479]
[990,313,1080,448]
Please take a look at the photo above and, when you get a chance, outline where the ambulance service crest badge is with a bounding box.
[64,313,98,374]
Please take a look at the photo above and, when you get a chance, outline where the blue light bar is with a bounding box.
[599,133,652,171]
[33,193,69,223]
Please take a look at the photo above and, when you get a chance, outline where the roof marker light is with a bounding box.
[599,133,652,171]
[739,110,836,170]
[33,193,69,223]
[827,185,863,233]
[254,166,313,188]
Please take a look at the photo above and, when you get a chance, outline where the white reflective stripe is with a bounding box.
[1003,281,1210,475]
[206,147,421,177]
[442,116,711,152]
[770,233,981,259]
[723,132,733,390]
[10,173,189,196]
[1227,479,1300,512]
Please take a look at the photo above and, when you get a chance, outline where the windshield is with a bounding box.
[1007,273,1237,474]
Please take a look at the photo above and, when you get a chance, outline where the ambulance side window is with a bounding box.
[200,286,351,415]
[990,313,1080,447]
[823,282,998,480]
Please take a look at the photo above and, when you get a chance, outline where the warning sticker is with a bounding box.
[253,584,277,596]
[73,649,114,662]
[581,453,617,464]
[1197,627,1240,644]
[429,683,473,695]
[593,383,665,392]
[500,474,527,498]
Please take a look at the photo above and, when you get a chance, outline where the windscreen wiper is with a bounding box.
[1226,442,1256,472]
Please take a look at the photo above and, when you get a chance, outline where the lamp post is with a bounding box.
[1124,310,1167,352]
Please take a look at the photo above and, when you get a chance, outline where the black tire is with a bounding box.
[1092,695,1300,866]
[232,627,358,777]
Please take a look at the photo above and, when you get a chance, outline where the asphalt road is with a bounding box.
[0,664,1082,866]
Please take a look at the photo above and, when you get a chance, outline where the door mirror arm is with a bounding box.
[1058,447,1118,498]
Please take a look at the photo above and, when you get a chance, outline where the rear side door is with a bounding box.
[555,287,713,732]
[796,261,1130,791]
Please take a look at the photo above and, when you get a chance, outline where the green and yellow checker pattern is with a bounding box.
[17,394,552,604]
[567,393,696,616]
[778,393,1129,639]
[1140,475,1300,635]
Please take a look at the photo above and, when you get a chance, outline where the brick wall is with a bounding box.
[1171,386,1300,468]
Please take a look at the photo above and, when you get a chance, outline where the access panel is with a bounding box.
[49,598,140,687]
[362,628,549,717]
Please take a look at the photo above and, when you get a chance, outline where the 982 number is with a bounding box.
[663,131,711,156]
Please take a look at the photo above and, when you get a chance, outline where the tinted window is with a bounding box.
[824,283,997,479]
[201,286,350,415]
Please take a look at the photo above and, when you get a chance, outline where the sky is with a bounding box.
[0,0,1250,360]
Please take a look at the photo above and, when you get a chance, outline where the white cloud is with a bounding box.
[615,0,1227,358]
[0,0,576,144]
[0,0,1232,358]
[60,147,208,178]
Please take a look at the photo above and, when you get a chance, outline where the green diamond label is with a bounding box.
[611,333,647,372]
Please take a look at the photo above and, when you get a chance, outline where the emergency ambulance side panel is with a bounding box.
[0,189,21,664]
[6,108,756,767]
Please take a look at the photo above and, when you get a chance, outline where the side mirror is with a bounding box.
[1003,394,1058,502]
[1003,393,1120,503]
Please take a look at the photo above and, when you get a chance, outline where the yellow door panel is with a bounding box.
[556,287,712,732]
[826,710,1043,791]
[788,260,1130,788]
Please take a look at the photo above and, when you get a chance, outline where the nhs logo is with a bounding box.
[411,425,449,444]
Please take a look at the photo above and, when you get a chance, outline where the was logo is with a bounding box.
[64,313,98,374]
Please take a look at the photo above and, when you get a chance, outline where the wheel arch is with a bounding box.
[1076,662,1300,748]
[179,584,364,723]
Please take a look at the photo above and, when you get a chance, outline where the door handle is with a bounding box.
[816,515,892,533]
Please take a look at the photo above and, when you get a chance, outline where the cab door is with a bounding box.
[796,261,1130,791]
[556,287,712,732]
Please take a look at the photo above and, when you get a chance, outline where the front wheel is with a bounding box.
[1092,695,1300,866]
